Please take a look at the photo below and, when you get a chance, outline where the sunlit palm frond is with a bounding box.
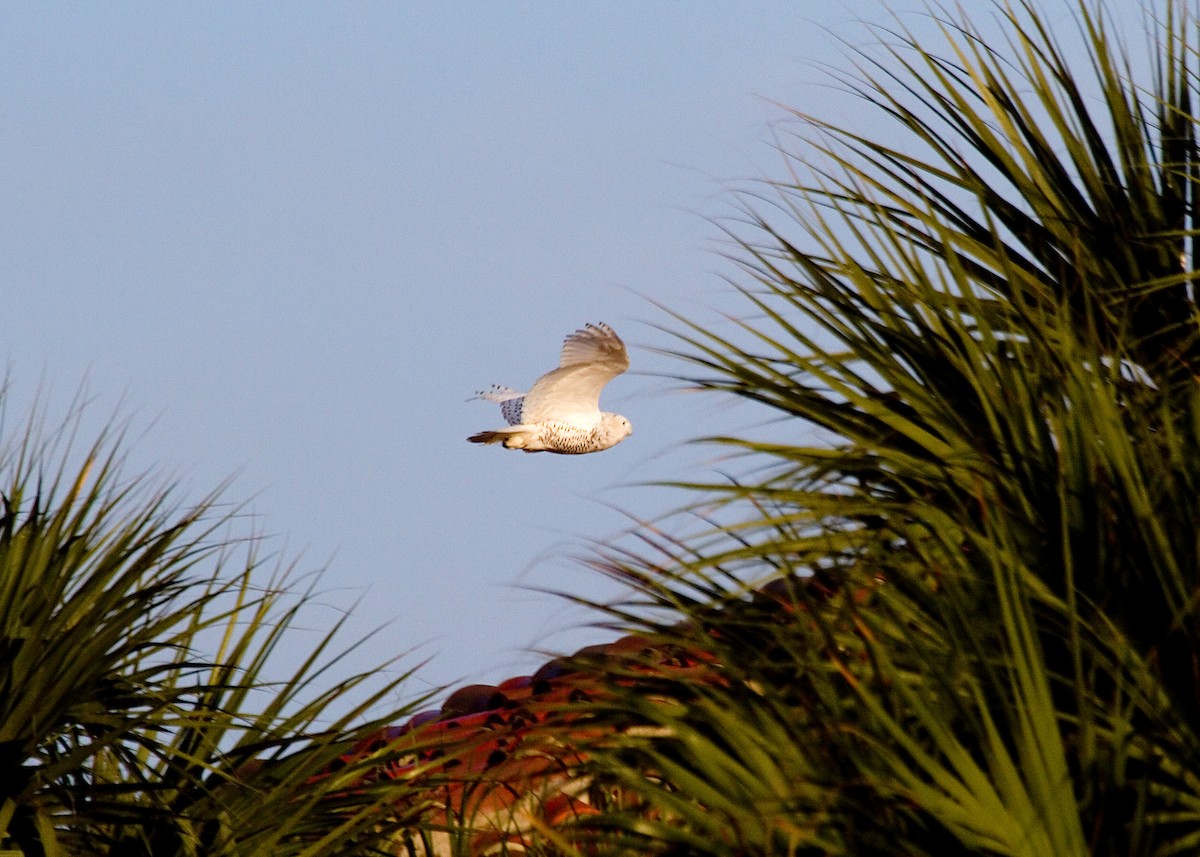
[0,401,438,856]
[554,3,1200,856]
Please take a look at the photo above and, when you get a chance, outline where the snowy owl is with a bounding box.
[468,322,632,454]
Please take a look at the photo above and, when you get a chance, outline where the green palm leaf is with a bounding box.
[549,2,1200,856]
[0,401,439,856]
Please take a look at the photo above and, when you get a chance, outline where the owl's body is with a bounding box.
[469,323,632,455]
[468,413,631,454]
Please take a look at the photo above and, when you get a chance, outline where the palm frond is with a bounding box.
[549,2,1200,856]
[0,399,438,856]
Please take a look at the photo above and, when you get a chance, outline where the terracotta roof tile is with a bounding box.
[322,573,855,854]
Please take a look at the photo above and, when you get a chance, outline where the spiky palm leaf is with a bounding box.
[0,402,440,856]
[547,2,1200,856]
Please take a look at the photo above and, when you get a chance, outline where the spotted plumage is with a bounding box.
[469,323,632,455]
[475,385,525,425]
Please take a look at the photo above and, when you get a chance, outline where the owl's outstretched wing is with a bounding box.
[520,323,629,425]
[470,385,525,425]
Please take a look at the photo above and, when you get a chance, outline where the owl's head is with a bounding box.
[599,412,633,447]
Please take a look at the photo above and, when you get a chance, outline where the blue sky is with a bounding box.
[0,3,1142,706]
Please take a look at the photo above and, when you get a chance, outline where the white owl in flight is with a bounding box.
[469,322,632,454]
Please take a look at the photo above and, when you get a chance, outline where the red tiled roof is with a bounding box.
[331,573,859,853]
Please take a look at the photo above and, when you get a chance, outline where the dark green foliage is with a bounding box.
[563,2,1200,855]
[0,407,436,856]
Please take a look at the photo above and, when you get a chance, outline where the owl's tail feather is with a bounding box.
[467,430,506,445]
[467,425,542,451]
